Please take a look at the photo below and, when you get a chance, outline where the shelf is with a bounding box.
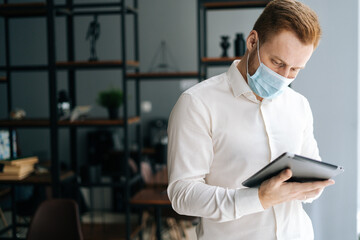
[0,64,48,71]
[0,2,137,18]
[126,71,200,80]
[58,117,140,127]
[0,2,47,17]
[0,119,50,127]
[56,60,139,70]
[0,61,139,71]
[202,57,240,66]
[55,3,137,16]
[203,1,269,10]
[0,76,6,83]
[0,117,140,128]
[0,171,75,185]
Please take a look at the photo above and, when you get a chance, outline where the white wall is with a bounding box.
[293,1,358,239]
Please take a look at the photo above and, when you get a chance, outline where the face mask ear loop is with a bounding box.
[256,39,261,64]
[247,39,260,77]
[246,52,250,76]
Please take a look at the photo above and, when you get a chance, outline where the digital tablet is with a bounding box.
[242,152,344,188]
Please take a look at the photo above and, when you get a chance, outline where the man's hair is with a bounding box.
[253,0,321,48]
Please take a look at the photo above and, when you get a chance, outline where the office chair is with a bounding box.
[27,199,83,240]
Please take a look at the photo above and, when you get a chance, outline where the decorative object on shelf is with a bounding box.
[234,33,246,57]
[86,14,100,61]
[10,108,26,120]
[97,88,123,119]
[70,106,92,122]
[57,89,71,120]
[220,35,230,57]
[148,40,179,72]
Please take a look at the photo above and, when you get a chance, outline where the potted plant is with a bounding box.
[97,88,123,119]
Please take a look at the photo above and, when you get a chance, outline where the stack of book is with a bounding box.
[0,156,38,180]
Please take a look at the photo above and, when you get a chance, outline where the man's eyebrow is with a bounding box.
[272,55,305,69]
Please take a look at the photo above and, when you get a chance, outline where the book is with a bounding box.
[0,164,34,176]
[0,156,38,166]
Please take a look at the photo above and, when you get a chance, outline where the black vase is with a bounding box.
[234,33,246,57]
[107,108,119,119]
[220,35,230,57]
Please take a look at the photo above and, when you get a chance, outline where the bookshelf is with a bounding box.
[0,117,140,128]
[0,0,141,239]
[126,71,200,80]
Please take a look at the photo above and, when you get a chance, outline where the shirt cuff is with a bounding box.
[235,188,264,218]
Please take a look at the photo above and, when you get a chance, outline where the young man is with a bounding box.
[167,0,335,239]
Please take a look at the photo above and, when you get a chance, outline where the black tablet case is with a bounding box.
[242,152,344,188]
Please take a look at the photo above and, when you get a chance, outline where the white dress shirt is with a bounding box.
[167,60,321,240]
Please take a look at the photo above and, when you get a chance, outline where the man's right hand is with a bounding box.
[258,169,335,209]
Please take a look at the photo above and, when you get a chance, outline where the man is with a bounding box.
[167,0,335,239]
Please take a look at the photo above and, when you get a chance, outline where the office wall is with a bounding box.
[293,1,358,239]
[0,0,358,238]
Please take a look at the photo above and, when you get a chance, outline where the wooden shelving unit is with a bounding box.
[0,119,50,127]
[0,2,137,17]
[0,2,47,17]
[0,117,140,128]
[58,117,140,126]
[0,1,141,239]
[56,60,140,69]
[126,71,199,79]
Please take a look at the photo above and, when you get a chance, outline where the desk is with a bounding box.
[130,167,170,240]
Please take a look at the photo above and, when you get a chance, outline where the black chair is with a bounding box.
[26,199,83,240]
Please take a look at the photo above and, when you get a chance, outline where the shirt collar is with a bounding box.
[226,60,272,103]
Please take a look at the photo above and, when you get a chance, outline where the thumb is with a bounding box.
[275,169,292,184]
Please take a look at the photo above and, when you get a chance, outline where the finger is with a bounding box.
[304,188,323,199]
[273,169,292,185]
[293,179,335,192]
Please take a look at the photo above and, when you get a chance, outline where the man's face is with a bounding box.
[248,30,314,79]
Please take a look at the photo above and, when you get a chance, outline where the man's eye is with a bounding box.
[272,60,281,66]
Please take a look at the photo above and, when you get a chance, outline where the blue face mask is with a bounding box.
[246,40,295,99]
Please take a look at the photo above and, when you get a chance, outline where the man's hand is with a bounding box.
[258,169,335,209]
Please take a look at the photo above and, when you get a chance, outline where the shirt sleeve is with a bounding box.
[167,93,264,223]
[300,97,323,203]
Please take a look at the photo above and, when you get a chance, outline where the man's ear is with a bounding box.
[246,30,258,52]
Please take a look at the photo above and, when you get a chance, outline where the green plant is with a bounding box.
[97,88,123,108]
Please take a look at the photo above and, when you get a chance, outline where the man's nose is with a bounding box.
[277,67,291,78]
